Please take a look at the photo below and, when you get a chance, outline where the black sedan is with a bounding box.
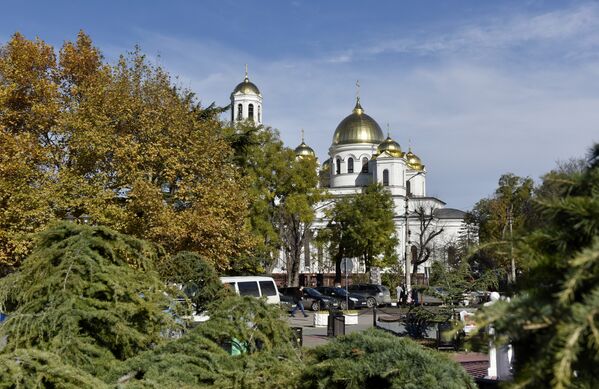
[314,286,368,310]
[279,287,339,311]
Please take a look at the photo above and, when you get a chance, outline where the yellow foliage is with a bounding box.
[0,31,254,271]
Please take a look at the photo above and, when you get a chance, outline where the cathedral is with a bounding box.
[230,70,468,287]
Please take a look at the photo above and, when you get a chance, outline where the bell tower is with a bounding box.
[230,65,263,125]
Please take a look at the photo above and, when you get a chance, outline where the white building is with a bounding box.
[228,71,468,286]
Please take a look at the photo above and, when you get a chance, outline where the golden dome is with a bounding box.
[405,148,425,171]
[332,99,385,145]
[376,136,403,158]
[322,158,331,170]
[295,141,316,159]
[232,72,261,95]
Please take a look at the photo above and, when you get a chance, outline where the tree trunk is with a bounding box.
[334,247,343,284]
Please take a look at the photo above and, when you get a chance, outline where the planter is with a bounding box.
[344,312,359,325]
[314,312,329,327]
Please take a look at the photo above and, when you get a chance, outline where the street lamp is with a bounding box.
[404,171,424,299]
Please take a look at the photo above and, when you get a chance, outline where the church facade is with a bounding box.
[230,71,468,287]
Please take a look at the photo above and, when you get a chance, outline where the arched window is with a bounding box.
[347,158,354,173]
[336,158,341,175]
[237,104,243,120]
[383,169,389,186]
[406,180,411,196]
[361,157,368,173]
[258,106,261,122]
[411,245,418,263]
[248,104,254,120]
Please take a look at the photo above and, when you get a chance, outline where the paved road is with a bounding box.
[287,308,395,348]
[287,306,480,348]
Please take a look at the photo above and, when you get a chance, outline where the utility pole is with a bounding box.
[508,205,515,284]
[404,172,423,297]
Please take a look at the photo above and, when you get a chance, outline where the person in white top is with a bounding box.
[396,285,404,305]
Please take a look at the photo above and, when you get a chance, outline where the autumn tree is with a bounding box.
[0,31,254,271]
[0,33,61,272]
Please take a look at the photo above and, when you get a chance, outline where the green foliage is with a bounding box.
[157,251,228,313]
[428,260,497,311]
[477,144,599,389]
[381,261,404,293]
[0,349,108,389]
[108,296,302,388]
[0,223,175,376]
[471,173,535,282]
[223,123,323,283]
[300,328,475,389]
[321,184,398,282]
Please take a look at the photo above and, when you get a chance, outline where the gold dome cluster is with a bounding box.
[371,132,425,171]
[375,136,404,158]
[405,148,425,171]
[332,99,385,145]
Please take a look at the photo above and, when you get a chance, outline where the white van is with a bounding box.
[220,276,280,304]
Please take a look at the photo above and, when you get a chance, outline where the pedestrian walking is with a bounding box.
[396,285,404,306]
[290,286,308,318]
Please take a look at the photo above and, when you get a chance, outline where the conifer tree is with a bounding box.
[477,144,599,388]
[0,223,176,377]
[300,328,475,388]
[108,296,302,388]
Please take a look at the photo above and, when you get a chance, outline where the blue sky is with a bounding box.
[2,1,598,210]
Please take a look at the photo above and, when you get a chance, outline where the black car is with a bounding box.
[347,284,392,308]
[278,287,339,311]
[314,286,368,310]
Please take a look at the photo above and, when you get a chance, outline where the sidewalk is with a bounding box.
[286,310,377,348]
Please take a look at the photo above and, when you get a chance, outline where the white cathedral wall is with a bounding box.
[231,93,263,124]
[329,143,377,187]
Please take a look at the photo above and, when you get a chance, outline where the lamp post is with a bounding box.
[404,172,423,298]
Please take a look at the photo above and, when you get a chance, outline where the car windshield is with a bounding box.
[332,287,349,296]
[305,288,323,297]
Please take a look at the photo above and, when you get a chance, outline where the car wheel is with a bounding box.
[340,300,348,310]
[366,297,376,308]
[311,301,320,311]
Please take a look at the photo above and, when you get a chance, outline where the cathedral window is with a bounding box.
[406,180,411,196]
[361,157,368,173]
[248,104,254,120]
[336,158,341,175]
[258,106,261,122]
[237,104,243,120]
[383,169,389,186]
[347,158,354,173]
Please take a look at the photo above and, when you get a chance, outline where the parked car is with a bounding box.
[314,286,368,310]
[220,276,280,304]
[413,286,444,306]
[347,284,392,308]
[414,287,488,306]
[279,287,339,311]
